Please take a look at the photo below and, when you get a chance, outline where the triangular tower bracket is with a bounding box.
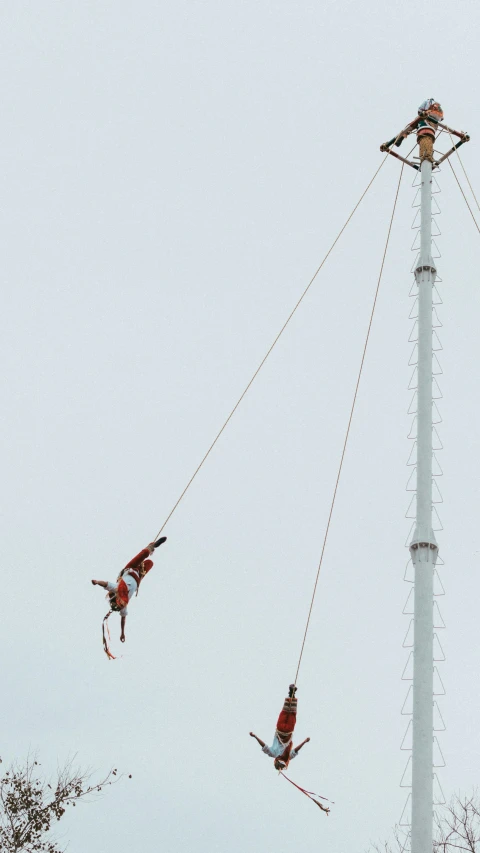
[379,118,470,170]
[399,793,412,827]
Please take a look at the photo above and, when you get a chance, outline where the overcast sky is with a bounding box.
[1,2,479,852]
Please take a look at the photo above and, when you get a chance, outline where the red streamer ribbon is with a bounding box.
[102,611,116,660]
[280,771,333,815]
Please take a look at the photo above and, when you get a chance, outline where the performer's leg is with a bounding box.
[276,695,298,735]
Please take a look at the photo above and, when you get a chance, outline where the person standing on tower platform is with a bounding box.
[380,98,444,160]
[417,98,444,162]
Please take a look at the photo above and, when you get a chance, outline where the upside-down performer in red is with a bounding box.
[250,685,331,815]
[92,536,167,658]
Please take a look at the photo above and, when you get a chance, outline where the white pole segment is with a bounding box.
[410,157,438,853]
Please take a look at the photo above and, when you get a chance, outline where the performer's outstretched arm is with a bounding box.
[91,580,108,588]
[249,732,266,748]
[293,737,310,753]
[120,616,127,642]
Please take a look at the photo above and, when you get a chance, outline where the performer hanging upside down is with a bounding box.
[250,684,331,815]
[92,537,167,643]
[250,685,310,771]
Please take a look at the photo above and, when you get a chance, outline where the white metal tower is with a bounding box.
[380,106,470,853]
[409,150,438,853]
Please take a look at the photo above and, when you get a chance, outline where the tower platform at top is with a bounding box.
[380,99,470,170]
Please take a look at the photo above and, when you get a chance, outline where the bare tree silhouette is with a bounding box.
[0,755,120,852]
